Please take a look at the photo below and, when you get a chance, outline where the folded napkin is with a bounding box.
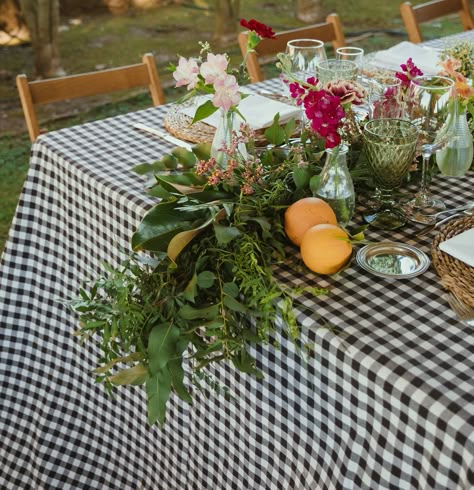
[180,93,301,130]
[372,41,440,74]
[439,227,474,267]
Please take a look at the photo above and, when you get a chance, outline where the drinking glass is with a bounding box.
[403,75,455,222]
[316,59,358,85]
[367,76,403,119]
[363,119,419,230]
[336,47,364,80]
[283,39,327,92]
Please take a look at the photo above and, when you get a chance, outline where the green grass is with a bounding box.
[0,0,467,253]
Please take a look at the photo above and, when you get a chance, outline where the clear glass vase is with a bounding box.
[436,108,473,177]
[211,109,247,168]
[314,144,355,227]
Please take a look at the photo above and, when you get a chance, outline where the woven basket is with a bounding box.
[431,215,474,307]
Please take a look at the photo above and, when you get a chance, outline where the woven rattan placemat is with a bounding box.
[431,215,474,307]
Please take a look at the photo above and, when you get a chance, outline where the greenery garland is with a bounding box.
[70,117,370,425]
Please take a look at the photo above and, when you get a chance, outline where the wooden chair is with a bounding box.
[238,13,346,83]
[400,0,474,43]
[16,53,165,142]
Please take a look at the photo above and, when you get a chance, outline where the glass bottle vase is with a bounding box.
[436,108,473,177]
[314,144,355,227]
[211,109,247,168]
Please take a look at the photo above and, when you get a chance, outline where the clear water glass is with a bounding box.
[336,47,364,76]
[317,58,358,85]
[367,76,403,119]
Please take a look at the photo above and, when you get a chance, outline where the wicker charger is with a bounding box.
[431,215,474,307]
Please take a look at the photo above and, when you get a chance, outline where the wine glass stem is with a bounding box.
[416,153,431,206]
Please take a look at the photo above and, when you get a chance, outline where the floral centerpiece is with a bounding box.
[70,21,373,426]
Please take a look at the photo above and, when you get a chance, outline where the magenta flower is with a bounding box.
[395,57,423,88]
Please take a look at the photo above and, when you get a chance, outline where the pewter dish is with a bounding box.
[356,242,430,279]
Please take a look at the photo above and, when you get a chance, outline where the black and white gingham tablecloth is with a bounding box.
[1,35,473,490]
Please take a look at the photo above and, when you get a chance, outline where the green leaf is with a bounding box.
[309,174,321,195]
[148,322,181,375]
[197,271,216,288]
[132,161,166,175]
[146,369,172,426]
[284,118,297,139]
[183,273,198,302]
[264,114,286,145]
[168,214,216,264]
[223,296,248,313]
[179,304,219,321]
[293,166,312,189]
[168,358,192,404]
[223,281,240,298]
[213,224,241,245]
[232,349,262,377]
[193,100,218,124]
[192,142,211,160]
[161,154,179,170]
[131,201,205,252]
[171,148,197,169]
[93,352,145,374]
[109,363,148,385]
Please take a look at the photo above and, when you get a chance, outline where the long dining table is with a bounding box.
[1,32,473,489]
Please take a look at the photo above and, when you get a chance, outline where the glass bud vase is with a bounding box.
[436,108,473,177]
[211,109,247,168]
[314,144,355,227]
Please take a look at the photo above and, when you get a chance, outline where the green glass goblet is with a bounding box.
[363,118,419,230]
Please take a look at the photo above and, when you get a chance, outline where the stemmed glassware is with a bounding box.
[283,39,326,94]
[336,46,365,82]
[367,76,403,119]
[363,119,420,230]
[404,75,455,223]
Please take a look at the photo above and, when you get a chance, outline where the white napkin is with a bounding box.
[439,228,474,267]
[180,93,301,130]
[372,41,440,74]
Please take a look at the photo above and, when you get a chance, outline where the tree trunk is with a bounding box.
[214,0,239,47]
[19,0,63,78]
[296,0,322,23]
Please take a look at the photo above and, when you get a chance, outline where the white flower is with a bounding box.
[200,53,229,85]
[212,74,241,111]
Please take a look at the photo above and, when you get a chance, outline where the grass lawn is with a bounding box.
[0,0,467,253]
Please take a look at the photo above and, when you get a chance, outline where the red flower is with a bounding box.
[240,18,276,39]
[395,57,423,88]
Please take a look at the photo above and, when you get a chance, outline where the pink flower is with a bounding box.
[173,56,199,90]
[200,53,229,85]
[212,74,241,111]
[324,80,366,105]
[438,57,462,78]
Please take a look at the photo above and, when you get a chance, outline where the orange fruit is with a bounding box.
[284,197,337,246]
[300,224,352,275]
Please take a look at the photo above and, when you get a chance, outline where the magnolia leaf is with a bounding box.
[147,185,172,199]
[148,322,181,375]
[264,114,286,146]
[171,148,197,169]
[92,352,145,374]
[213,224,241,245]
[158,172,206,187]
[167,214,216,264]
[168,358,193,404]
[193,100,218,124]
[223,281,239,298]
[293,166,312,189]
[223,296,248,313]
[179,304,219,321]
[109,363,148,386]
[131,201,204,252]
[197,271,216,289]
[146,369,172,426]
[183,273,198,302]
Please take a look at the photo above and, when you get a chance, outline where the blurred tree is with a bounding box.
[19,0,64,77]
[214,0,239,46]
[296,0,322,23]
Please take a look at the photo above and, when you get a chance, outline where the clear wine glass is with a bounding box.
[336,46,364,82]
[283,39,327,129]
[404,75,455,223]
[367,76,403,119]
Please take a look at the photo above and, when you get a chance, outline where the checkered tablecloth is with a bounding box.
[1,38,474,489]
